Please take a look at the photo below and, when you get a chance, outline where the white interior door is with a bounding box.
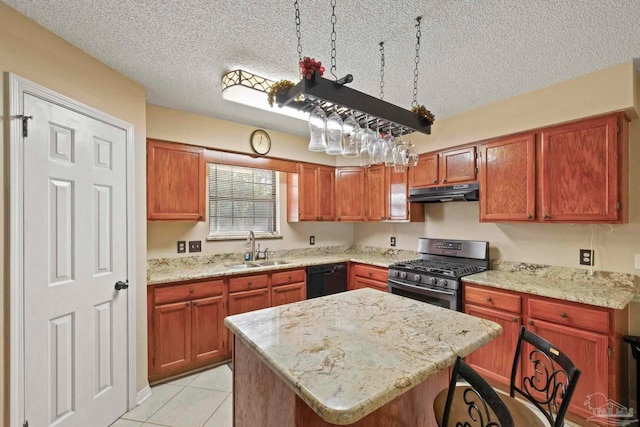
[23,93,129,427]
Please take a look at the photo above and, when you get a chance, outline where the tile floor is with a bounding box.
[112,364,583,427]
[112,364,232,427]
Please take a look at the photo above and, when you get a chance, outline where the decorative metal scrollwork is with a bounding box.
[455,388,503,427]
[521,349,569,423]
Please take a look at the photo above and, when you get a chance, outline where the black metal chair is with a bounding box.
[434,356,515,427]
[507,326,581,427]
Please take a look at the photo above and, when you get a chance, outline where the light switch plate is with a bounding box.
[635,254,640,270]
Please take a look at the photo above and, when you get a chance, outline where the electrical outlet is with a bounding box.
[189,240,201,253]
[635,254,640,269]
[390,237,396,247]
[309,236,315,245]
[579,249,594,266]
[177,241,186,253]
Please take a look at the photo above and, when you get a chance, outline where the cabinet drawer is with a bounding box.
[352,264,388,283]
[464,285,521,314]
[528,298,609,334]
[155,280,224,305]
[228,274,268,293]
[272,269,306,286]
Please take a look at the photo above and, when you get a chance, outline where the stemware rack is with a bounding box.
[275,71,432,137]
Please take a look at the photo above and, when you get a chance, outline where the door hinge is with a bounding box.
[23,421,29,427]
[18,115,33,137]
[608,347,612,359]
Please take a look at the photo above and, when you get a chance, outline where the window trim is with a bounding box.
[206,164,282,241]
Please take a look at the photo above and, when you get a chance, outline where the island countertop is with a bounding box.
[224,288,502,425]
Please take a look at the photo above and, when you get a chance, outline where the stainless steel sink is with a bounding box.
[254,260,290,266]
[224,263,260,269]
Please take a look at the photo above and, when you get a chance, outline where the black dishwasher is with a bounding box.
[306,263,348,299]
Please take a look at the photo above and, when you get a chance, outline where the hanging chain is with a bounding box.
[294,0,303,79]
[330,0,338,80]
[412,16,422,107]
[379,42,385,100]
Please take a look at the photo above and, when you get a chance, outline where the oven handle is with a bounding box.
[387,279,456,297]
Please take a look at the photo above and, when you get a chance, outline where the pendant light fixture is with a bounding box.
[275,3,433,147]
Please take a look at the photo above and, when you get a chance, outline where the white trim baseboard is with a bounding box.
[8,73,137,427]
[136,385,152,406]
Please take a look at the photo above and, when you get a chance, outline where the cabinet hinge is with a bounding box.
[616,125,620,134]
[608,347,612,359]
[474,166,479,174]
[616,201,620,211]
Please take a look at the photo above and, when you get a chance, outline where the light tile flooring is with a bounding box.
[111,364,232,427]
[112,365,584,427]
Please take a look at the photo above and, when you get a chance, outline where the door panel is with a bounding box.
[366,165,386,221]
[24,94,129,427]
[154,302,192,373]
[298,163,319,221]
[439,147,477,184]
[387,168,409,220]
[410,153,439,188]
[192,295,227,362]
[272,283,306,306]
[317,166,335,220]
[335,168,365,221]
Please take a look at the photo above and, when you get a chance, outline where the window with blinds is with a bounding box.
[208,164,279,238]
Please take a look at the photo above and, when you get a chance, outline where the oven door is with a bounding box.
[387,278,460,311]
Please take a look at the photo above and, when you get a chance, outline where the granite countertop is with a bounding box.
[463,261,639,310]
[147,245,418,285]
[224,288,502,425]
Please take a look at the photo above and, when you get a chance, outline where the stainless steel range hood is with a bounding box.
[408,182,479,203]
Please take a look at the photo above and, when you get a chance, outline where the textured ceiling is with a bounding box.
[4,0,640,137]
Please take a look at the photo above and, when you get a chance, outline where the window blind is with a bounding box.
[208,164,277,236]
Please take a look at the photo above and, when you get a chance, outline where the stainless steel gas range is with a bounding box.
[387,238,489,311]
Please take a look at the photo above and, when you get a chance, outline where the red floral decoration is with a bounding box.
[300,57,325,80]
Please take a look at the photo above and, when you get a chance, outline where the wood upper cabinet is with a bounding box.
[410,153,439,188]
[336,167,365,221]
[288,164,335,222]
[147,139,206,221]
[439,146,477,185]
[540,115,621,222]
[366,165,387,221]
[479,134,536,222]
[150,280,226,379]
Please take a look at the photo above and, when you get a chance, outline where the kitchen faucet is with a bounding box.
[247,231,255,261]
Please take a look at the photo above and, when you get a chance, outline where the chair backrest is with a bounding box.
[510,326,581,427]
[442,356,514,427]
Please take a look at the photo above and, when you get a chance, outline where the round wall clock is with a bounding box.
[250,129,271,155]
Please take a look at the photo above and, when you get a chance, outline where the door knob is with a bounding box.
[115,280,129,291]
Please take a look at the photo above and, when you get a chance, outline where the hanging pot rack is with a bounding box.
[275,71,432,137]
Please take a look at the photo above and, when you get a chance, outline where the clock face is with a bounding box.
[250,129,271,155]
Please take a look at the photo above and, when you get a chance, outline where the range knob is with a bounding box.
[427,277,437,285]
[413,274,421,282]
[438,279,448,287]
[399,272,408,279]
[390,270,399,277]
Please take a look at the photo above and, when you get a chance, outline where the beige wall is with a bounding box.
[354,60,640,404]
[0,3,148,425]
[146,105,353,258]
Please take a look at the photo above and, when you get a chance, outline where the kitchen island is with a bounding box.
[224,288,502,426]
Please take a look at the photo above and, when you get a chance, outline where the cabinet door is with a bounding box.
[272,282,306,306]
[153,301,192,373]
[528,319,609,420]
[479,134,536,221]
[465,304,521,387]
[298,164,319,221]
[410,153,439,188]
[317,166,336,221]
[439,146,477,185]
[387,168,409,221]
[540,115,619,221]
[366,165,387,221]
[229,288,270,315]
[147,140,205,221]
[335,168,365,221]
[352,277,387,292]
[191,295,227,363]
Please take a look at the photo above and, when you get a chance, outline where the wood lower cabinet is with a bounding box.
[479,133,536,222]
[287,164,335,222]
[463,282,628,422]
[149,280,227,381]
[147,139,206,221]
[272,282,306,306]
[336,167,365,221]
[349,264,388,291]
[228,288,270,315]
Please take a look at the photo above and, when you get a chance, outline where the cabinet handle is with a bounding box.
[320,216,323,220]
[528,320,534,325]
[264,290,268,294]
[543,214,549,219]
[288,275,292,280]
[274,288,280,293]
[189,288,194,293]
[248,281,253,286]
[186,302,190,307]
[527,214,533,219]
[560,312,568,318]
[512,317,518,322]
[442,179,447,183]
[193,301,197,306]
[338,216,341,221]
[368,272,373,276]
[486,297,492,302]
[432,180,438,184]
